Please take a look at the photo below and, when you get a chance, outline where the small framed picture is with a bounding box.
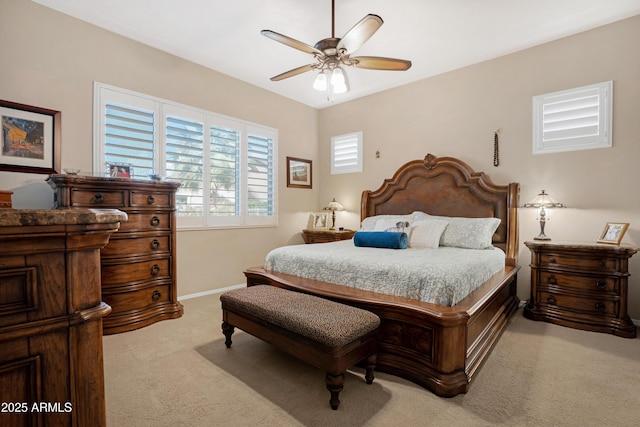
[597,222,629,245]
[287,156,312,189]
[311,212,330,230]
[106,162,133,178]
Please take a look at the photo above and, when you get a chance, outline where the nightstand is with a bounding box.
[524,241,638,338]
[302,229,355,244]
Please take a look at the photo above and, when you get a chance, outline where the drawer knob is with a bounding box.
[150,239,160,250]
[151,264,161,276]
[547,296,557,305]
[598,260,606,267]
[595,280,607,290]
[152,290,162,302]
[548,275,557,285]
[548,257,556,264]
[594,302,606,312]
[150,216,160,226]
[147,195,155,205]
[91,193,104,204]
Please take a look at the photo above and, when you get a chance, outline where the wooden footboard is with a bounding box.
[244,265,519,397]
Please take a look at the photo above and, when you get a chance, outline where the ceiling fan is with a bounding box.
[261,0,412,97]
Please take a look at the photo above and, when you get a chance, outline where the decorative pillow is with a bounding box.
[374,218,411,232]
[360,214,413,231]
[428,215,501,249]
[353,231,408,249]
[409,220,448,248]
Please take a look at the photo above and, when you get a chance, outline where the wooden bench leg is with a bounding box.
[325,372,345,410]
[364,353,376,385]
[222,321,235,348]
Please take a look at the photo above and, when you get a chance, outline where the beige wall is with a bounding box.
[318,15,640,318]
[0,0,319,296]
[2,1,640,318]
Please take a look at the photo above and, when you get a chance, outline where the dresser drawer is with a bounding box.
[102,257,170,285]
[101,234,171,257]
[118,212,171,232]
[540,253,618,271]
[130,190,172,208]
[539,291,617,317]
[103,283,170,312]
[539,271,619,294]
[69,188,126,208]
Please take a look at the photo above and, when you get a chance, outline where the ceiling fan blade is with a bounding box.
[261,30,324,56]
[350,56,412,71]
[336,14,383,54]
[270,64,317,81]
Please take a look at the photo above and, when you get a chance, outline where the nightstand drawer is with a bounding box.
[540,253,618,271]
[539,291,617,317]
[539,271,619,294]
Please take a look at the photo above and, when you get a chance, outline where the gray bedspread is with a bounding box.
[264,240,506,306]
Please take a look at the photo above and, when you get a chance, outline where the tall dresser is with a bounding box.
[48,175,183,335]
[0,208,125,427]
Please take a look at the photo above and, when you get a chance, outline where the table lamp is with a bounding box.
[323,198,344,230]
[523,190,565,240]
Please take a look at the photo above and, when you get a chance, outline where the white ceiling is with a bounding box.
[33,0,640,109]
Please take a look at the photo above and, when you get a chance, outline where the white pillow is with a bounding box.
[429,215,501,249]
[374,218,411,232]
[360,214,413,231]
[409,220,448,248]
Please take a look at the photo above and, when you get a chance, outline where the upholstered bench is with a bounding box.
[220,285,380,410]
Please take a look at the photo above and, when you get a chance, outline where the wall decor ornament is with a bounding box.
[287,156,312,188]
[0,100,61,174]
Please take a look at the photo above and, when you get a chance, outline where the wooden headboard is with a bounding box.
[361,154,519,266]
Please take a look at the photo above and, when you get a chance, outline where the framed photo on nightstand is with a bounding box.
[597,222,629,245]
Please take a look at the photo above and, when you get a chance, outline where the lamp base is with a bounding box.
[534,235,551,241]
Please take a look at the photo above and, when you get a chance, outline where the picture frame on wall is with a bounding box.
[597,222,629,245]
[286,156,312,189]
[106,162,133,178]
[0,100,61,174]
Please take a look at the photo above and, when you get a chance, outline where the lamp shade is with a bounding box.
[523,190,565,209]
[324,198,344,211]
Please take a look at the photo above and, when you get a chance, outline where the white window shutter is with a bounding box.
[533,81,612,154]
[331,131,363,174]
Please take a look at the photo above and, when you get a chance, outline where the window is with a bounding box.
[331,131,362,174]
[94,82,277,229]
[532,81,612,154]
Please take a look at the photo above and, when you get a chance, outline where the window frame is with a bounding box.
[93,82,278,230]
[532,81,613,155]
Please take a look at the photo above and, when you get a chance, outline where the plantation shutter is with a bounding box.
[104,103,155,177]
[165,115,204,216]
[210,125,240,217]
[533,81,612,154]
[331,131,362,174]
[247,132,274,217]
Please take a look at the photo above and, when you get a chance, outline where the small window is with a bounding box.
[532,81,612,154]
[331,131,362,174]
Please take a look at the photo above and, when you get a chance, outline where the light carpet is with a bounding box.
[103,293,640,426]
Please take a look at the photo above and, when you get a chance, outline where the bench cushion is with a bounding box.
[221,285,380,348]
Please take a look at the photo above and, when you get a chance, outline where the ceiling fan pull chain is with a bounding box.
[493,129,500,167]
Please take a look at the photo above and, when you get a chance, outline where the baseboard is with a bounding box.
[634,318,640,328]
[178,283,245,301]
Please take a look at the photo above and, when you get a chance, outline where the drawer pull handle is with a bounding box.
[594,302,606,312]
[595,280,607,290]
[151,264,161,276]
[150,239,160,250]
[548,275,557,285]
[152,290,162,302]
[147,195,155,205]
[150,216,160,226]
[546,296,557,305]
[548,257,556,264]
[598,260,606,267]
[91,193,104,204]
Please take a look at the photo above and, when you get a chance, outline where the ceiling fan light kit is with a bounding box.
[261,0,411,101]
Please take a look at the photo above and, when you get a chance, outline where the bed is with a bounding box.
[244,153,520,397]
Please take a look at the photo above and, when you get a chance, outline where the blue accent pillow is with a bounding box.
[353,231,408,249]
